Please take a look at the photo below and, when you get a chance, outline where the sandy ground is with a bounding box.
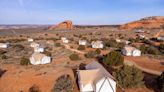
[124,56,164,76]
[0,57,83,92]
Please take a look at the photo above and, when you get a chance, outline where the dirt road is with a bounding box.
[124,59,162,76]
[63,44,86,54]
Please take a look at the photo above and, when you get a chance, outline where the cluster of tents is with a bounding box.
[28,38,51,65]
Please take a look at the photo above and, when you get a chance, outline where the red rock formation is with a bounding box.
[120,16,164,29]
[49,20,73,30]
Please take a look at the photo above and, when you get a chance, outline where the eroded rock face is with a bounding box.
[49,20,73,30]
[120,16,164,29]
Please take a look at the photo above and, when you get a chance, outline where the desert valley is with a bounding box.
[0,16,164,92]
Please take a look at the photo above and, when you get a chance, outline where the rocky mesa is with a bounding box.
[49,20,73,30]
[120,16,164,29]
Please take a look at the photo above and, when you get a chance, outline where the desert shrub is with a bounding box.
[0,40,5,43]
[20,57,30,65]
[117,43,125,50]
[113,65,144,88]
[73,34,78,37]
[43,51,52,57]
[56,43,61,47]
[79,34,83,38]
[84,51,97,58]
[104,39,117,47]
[52,75,73,92]
[29,84,41,92]
[157,72,164,92]
[69,54,80,61]
[128,37,140,43]
[77,45,85,50]
[6,38,26,43]
[161,24,164,29]
[1,55,8,59]
[103,39,125,49]
[140,45,160,55]
[19,35,23,37]
[103,51,123,66]
[118,33,122,37]
[140,44,147,54]
[146,46,160,55]
[44,33,48,36]
[46,38,59,41]
[0,69,6,78]
[12,44,25,51]
[159,44,164,54]
[69,38,74,41]
[89,33,92,35]
[95,49,101,55]
[82,37,87,40]
[0,50,7,55]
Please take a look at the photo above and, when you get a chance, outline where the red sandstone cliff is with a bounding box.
[120,16,164,29]
[49,20,73,30]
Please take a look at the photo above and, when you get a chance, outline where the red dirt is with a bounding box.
[120,16,164,29]
[0,58,79,92]
[125,56,164,72]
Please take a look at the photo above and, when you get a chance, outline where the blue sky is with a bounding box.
[0,0,164,25]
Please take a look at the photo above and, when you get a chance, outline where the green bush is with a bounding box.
[43,51,52,57]
[52,75,73,92]
[147,46,160,55]
[46,38,59,41]
[128,37,140,43]
[56,43,61,47]
[140,45,147,54]
[95,49,101,55]
[20,57,30,65]
[103,39,125,49]
[103,51,124,66]
[84,51,97,58]
[113,65,144,88]
[104,39,117,47]
[29,84,41,92]
[157,72,164,92]
[69,54,80,61]
[12,44,25,51]
[159,44,164,54]
[1,55,8,59]
[6,38,26,43]
[140,45,160,55]
[77,45,85,50]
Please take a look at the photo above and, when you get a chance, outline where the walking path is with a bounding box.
[63,44,86,54]
[124,59,162,76]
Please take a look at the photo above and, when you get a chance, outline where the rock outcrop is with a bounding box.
[120,16,164,29]
[49,20,73,30]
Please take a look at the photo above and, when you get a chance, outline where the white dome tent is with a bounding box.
[79,40,87,46]
[122,46,141,56]
[30,53,51,65]
[91,41,104,49]
[30,42,39,48]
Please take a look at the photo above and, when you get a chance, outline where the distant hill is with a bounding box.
[120,16,164,29]
[48,20,73,30]
[0,25,49,30]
